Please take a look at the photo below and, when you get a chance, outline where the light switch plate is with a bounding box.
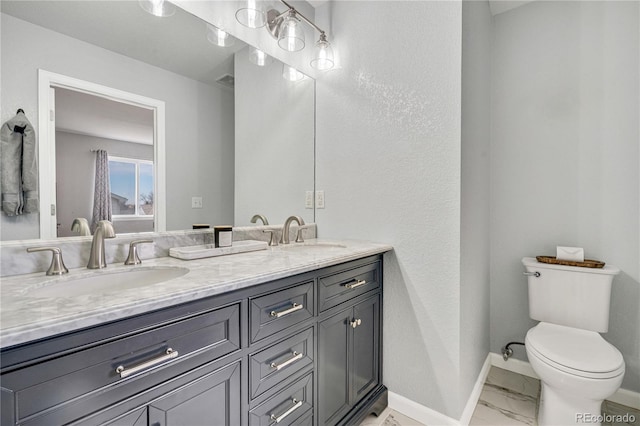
[315,191,325,209]
[305,191,314,209]
[191,196,203,209]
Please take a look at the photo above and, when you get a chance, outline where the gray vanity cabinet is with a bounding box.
[98,360,240,426]
[146,361,241,426]
[1,254,386,426]
[318,295,381,426]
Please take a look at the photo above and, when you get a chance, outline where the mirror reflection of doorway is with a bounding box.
[54,87,154,237]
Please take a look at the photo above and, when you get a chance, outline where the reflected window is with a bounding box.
[108,156,154,217]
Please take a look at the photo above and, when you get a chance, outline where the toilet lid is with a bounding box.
[526,323,624,378]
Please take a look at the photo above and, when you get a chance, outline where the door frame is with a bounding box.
[37,69,166,239]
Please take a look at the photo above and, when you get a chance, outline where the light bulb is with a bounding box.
[310,35,334,71]
[236,0,266,28]
[277,11,305,52]
[206,24,234,47]
[282,64,305,82]
[139,0,175,17]
[249,48,273,67]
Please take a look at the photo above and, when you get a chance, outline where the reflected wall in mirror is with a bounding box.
[0,0,315,242]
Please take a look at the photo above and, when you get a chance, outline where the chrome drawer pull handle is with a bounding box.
[115,348,178,379]
[270,351,303,370]
[523,271,540,277]
[270,398,302,423]
[345,279,366,290]
[270,303,303,318]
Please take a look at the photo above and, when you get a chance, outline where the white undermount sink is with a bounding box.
[27,266,190,298]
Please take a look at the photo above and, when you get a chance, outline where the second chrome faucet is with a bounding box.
[281,216,306,245]
[87,220,116,269]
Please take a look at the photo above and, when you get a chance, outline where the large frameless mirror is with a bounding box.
[0,0,315,241]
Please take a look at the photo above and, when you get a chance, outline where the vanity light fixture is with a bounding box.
[238,0,335,71]
[249,47,273,67]
[206,24,234,47]
[138,0,175,17]
[310,33,334,71]
[277,10,305,52]
[236,0,267,29]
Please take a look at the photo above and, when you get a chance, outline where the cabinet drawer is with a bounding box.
[249,373,313,426]
[2,303,240,425]
[319,261,380,312]
[249,327,314,400]
[250,281,314,342]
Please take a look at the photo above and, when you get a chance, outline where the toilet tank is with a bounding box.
[521,257,620,332]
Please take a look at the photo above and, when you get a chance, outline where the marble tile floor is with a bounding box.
[360,366,640,426]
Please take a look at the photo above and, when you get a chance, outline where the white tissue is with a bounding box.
[556,246,584,262]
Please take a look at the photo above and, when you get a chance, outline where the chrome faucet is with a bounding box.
[281,216,305,244]
[87,220,116,269]
[250,214,269,225]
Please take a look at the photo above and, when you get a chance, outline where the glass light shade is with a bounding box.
[277,12,305,52]
[138,0,175,17]
[206,24,234,47]
[249,48,273,67]
[235,0,266,28]
[282,64,305,82]
[310,39,334,71]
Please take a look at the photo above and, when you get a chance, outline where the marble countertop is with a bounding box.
[0,239,392,348]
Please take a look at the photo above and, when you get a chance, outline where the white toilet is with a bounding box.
[522,257,625,426]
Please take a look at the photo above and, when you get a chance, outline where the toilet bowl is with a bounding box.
[525,322,625,426]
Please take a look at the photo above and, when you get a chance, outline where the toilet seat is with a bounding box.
[526,323,624,379]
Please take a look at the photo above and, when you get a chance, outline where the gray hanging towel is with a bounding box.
[0,110,39,216]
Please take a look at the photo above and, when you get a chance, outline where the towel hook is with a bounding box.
[16,108,24,114]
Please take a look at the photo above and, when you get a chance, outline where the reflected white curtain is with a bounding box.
[91,150,112,231]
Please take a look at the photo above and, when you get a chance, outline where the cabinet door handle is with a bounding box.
[115,348,178,379]
[270,398,302,423]
[345,279,366,290]
[350,318,362,329]
[270,303,303,318]
[270,351,303,370]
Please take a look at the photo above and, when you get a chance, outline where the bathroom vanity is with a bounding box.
[0,240,391,426]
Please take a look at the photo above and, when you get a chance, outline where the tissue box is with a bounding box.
[556,246,584,262]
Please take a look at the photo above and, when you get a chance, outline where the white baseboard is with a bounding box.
[458,354,493,424]
[388,391,458,426]
[609,388,640,411]
[388,354,492,426]
[489,352,640,410]
[489,352,538,379]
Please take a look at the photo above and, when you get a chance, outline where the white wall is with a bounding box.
[461,0,492,408]
[0,13,234,240]
[234,47,315,227]
[490,1,640,392]
[315,1,464,418]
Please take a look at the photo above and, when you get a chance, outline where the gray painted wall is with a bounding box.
[55,131,154,237]
[0,13,234,240]
[490,1,640,392]
[461,0,492,410]
[315,1,464,418]
[234,47,315,227]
